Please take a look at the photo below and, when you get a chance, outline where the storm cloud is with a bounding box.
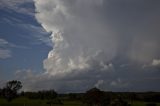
[24,0,160,92]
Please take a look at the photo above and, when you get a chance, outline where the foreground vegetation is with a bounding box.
[0,80,160,106]
[0,97,160,106]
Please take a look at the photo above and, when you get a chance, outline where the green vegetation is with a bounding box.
[0,80,160,106]
[0,97,82,106]
[2,80,22,102]
[0,97,160,106]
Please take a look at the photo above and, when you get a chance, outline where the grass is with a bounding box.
[0,97,83,106]
[129,101,160,106]
[0,97,160,106]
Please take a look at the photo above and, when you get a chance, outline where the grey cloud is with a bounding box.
[23,0,160,92]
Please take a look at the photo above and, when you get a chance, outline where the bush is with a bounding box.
[146,103,157,106]
[109,95,129,106]
[46,98,63,106]
[83,88,108,106]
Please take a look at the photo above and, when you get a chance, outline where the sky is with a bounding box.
[0,0,160,93]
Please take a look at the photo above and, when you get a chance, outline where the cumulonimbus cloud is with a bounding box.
[35,0,118,76]
[32,0,160,92]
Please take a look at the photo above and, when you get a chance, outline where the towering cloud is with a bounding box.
[33,0,160,92]
[34,0,117,76]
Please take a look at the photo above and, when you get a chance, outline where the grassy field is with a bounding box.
[0,97,160,106]
[129,101,160,106]
[0,97,83,106]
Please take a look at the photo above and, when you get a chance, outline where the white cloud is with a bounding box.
[152,59,160,66]
[0,38,19,48]
[0,38,11,59]
[0,0,34,16]
[31,0,160,92]
[0,39,9,45]
[0,38,27,59]
[18,24,52,46]
[35,0,116,77]
[0,49,11,59]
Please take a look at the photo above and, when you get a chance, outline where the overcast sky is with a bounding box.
[0,0,160,93]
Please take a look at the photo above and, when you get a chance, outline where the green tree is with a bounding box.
[110,95,128,106]
[83,87,106,106]
[2,80,22,102]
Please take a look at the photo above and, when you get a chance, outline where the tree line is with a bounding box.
[0,80,160,106]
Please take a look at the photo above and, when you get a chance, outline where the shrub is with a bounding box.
[146,103,157,106]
